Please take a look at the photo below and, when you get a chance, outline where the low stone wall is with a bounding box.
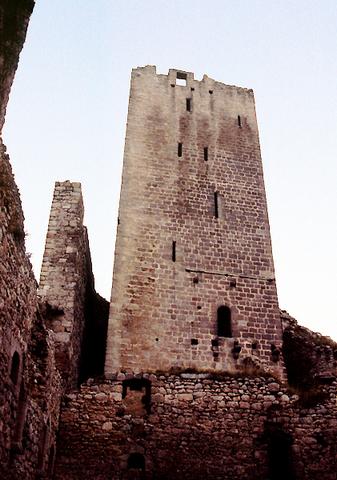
[55,373,337,480]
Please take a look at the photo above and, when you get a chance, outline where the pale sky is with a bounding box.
[3,0,337,340]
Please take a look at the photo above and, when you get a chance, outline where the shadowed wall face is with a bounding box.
[105,66,283,377]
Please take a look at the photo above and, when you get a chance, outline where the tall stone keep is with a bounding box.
[105,66,284,378]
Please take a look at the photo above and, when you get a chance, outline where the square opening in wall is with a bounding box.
[176,71,187,86]
[191,338,199,346]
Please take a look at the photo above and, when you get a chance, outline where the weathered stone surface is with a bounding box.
[38,181,109,387]
[1,12,337,477]
[105,66,284,379]
[54,374,337,480]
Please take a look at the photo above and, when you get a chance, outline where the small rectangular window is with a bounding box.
[172,241,176,262]
[238,115,242,127]
[186,98,192,112]
[178,143,183,157]
[214,192,219,219]
[204,147,208,162]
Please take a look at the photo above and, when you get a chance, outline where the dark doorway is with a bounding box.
[267,425,295,480]
[217,306,232,337]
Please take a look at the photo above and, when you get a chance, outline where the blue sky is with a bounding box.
[4,0,337,339]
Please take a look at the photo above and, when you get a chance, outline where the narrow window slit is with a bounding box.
[172,241,176,262]
[47,445,56,476]
[214,192,219,218]
[178,143,183,157]
[10,351,20,385]
[204,147,208,162]
[238,115,242,127]
[186,98,192,112]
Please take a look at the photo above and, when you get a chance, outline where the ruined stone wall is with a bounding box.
[0,0,35,132]
[0,3,64,478]
[1,305,62,480]
[106,66,283,377]
[282,310,337,389]
[0,107,62,480]
[39,181,109,387]
[54,373,337,480]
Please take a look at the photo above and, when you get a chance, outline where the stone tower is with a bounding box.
[105,66,283,378]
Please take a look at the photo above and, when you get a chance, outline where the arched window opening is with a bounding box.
[122,378,151,415]
[12,383,27,452]
[10,351,20,384]
[217,306,232,338]
[128,452,145,471]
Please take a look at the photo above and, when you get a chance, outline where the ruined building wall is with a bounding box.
[0,3,63,478]
[39,181,109,387]
[106,66,283,377]
[282,311,337,389]
[55,373,337,480]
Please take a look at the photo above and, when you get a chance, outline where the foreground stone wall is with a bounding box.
[55,373,337,480]
[1,4,65,477]
[0,139,62,479]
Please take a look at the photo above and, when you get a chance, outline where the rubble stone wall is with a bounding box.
[55,373,337,480]
[0,135,62,480]
[0,3,63,478]
[282,311,337,388]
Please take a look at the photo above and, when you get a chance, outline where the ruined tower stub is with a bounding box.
[39,181,89,387]
[105,66,284,377]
